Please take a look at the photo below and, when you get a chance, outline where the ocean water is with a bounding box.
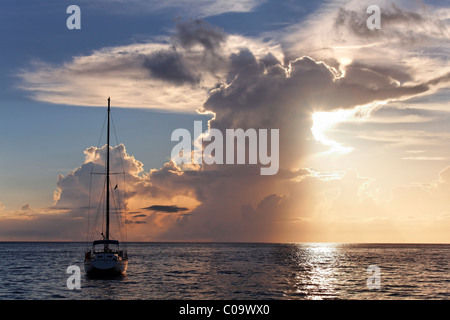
[0,242,448,300]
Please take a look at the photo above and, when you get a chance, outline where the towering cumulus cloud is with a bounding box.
[134,2,449,241]
[145,52,440,241]
[4,1,450,242]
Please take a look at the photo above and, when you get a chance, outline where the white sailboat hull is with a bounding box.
[84,254,128,275]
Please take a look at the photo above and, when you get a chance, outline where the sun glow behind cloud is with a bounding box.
[311,98,392,156]
[311,110,354,155]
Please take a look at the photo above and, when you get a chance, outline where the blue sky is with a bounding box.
[0,0,220,208]
[0,0,320,209]
[1,0,450,242]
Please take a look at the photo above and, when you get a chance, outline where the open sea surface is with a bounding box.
[0,242,448,300]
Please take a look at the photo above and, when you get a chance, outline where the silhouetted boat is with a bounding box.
[84,98,128,276]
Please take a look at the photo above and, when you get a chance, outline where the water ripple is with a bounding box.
[0,242,449,299]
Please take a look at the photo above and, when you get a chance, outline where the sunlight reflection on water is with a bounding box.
[0,242,448,299]
[283,243,342,299]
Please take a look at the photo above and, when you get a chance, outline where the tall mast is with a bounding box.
[106,97,110,241]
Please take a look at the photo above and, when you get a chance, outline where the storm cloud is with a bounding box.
[4,1,450,242]
[174,19,227,53]
[143,205,189,213]
[143,48,201,85]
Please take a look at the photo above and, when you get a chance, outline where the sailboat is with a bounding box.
[84,97,128,276]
